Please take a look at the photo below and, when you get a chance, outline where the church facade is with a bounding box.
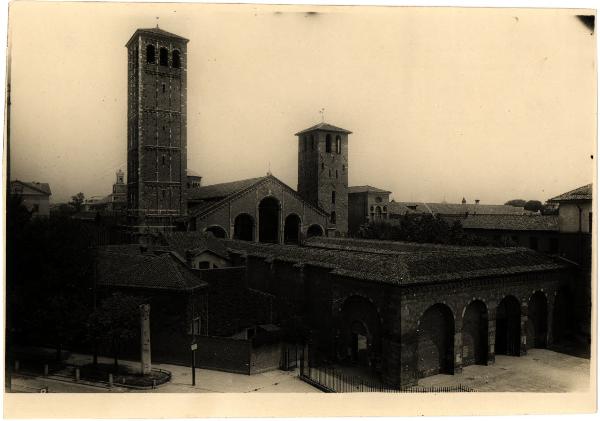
[125,27,352,241]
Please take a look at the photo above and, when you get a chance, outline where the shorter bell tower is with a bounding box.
[295,122,351,236]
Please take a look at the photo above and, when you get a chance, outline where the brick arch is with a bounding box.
[258,196,281,244]
[306,223,325,238]
[284,213,302,244]
[233,213,254,241]
[461,300,488,366]
[204,224,227,238]
[526,290,548,349]
[495,295,521,356]
[417,303,455,376]
[337,295,382,367]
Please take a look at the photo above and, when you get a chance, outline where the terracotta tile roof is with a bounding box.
[187,177,266,201]
[459,214,559,232]
[295,122,352,136]
[348,185,391,194]
[97,245,207,291]
[390,201,531,216]
[11,180,51,196]
[548,184,593,202]
[224,237,569,286]
[160,231,229,259]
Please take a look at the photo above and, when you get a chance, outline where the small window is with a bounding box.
[332,191,336,204]
[342,164,346,171]
[330,211,336,224]
[321,162,325,170]
[162,155,166,165]
[370,206,374,211]
[325,134,332,153]
[146,44,156,64]
[162,189,166,198]
[32,204,39,213]
[336,135,341,154]
[172,50,181,68]
[159,47,168,66]
[162,83,166,93]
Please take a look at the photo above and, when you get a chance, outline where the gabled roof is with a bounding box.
[390,201,531,216]
[188,177,266,201]
[548,184,593,203]
[459,214,559,232]
[11,180,51,196]
[160,231,229,260]
[188,174,329,219]
[348,185,391,194]
[295,122,352,136]
[126,27,189,47]
[97,245,207,291]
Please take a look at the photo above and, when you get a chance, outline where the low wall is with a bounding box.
[194,336,252,374]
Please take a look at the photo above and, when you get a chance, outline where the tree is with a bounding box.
[505,199,527,207]
[69,192,85,213]
[90,293,145,371]
[524,200,543,213]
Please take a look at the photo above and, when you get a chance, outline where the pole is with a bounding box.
[191,349,196,386]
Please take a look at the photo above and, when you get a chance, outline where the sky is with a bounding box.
[7,2,597,204]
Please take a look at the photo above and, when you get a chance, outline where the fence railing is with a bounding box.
[299,349,475,393]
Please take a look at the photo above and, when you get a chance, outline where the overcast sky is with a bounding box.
[8,3,596,204]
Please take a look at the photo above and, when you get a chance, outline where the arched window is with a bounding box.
[159,47,168,66]
[336,135,341,154]
[146,45,156,64]
[325,134,332,153]
[330,211,336,224]
[172,50,181,68]
[332,191,336,204]
[321,162,325,170]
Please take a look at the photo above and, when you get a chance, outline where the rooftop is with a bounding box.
[159,231,229,259]
[10,180,52,196]
[459,214,559,232]
[187,176,266,201]
[295,122,353,136]
[348,185,392,194]
[389,201,531,216]
[126,27,189,46]
[97,245,207,291]
[223,237,569,286]
[548,184,593,203]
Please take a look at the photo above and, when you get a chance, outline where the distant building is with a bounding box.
[85,170,127,213]
[388,201,531,219]
[459,214,559,252]
[10,180,52,217]
[187,170,202,189]
[347,185,391,234]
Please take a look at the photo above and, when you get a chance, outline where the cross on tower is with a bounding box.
[319,108,325,123]
[156,16,160,28]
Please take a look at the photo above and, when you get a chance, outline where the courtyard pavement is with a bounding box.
[9,348,590,393]
[418,348,591,392]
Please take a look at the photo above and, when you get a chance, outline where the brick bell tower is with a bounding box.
[126,27,188,231]
[295,122,352,236]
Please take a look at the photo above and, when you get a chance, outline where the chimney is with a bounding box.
[461,197,467,204]
[475,199,480,204]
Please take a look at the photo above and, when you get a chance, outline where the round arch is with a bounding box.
[527,291,548,349]
[258,196,280,244]
[495,295,521,356]
[417,303,455,376]
[338,295,382,368]
[552,287,571,344]
[233,213,254,241]
[462,300,488,366]
[284,214,302,244]
[306,224,324,238]
[205,225,227,238]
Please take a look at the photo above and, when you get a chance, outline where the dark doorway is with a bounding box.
[259,197,280,243]
[527,291,548,349]
[284,214,301,244]
[205,225,226,238]
[417,303,455,376]
[307,224,323,238]
[462,300,488,366]
[495,296,521,356]
[234,213,254,241]
[339,296,381,369]
[552,287,571,344]
[350,321,369,366]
